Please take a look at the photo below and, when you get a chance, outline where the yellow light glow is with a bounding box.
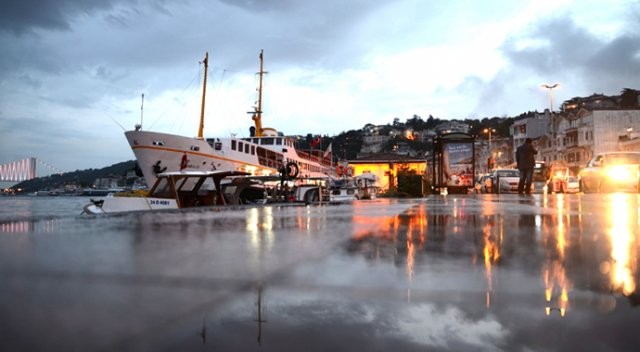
[606,165,633,182]
[483,222,500,308]
[608,194,637,295]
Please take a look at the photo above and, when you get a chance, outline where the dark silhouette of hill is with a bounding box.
[13,160,138,193]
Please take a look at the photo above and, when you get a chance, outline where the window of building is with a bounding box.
[518,125,526,134]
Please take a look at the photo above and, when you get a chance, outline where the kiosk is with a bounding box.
[432,132,475,194]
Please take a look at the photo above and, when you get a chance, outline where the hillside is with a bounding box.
[12,160,139,193]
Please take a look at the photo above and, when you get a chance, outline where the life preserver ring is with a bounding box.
[336,165,345,177]
[346,166,354,177]
[279,162,299,180]
[180,153,188,170]
[285,162,299,179]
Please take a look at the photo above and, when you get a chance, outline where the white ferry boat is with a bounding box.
[125,50,334,188]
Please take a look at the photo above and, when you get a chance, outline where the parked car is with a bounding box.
[532,161,549,193]
[491,169,520,194]
[548,166,571,193]
[579,152,640,193]
[561,176,580,193]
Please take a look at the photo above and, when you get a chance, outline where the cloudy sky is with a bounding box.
[1,0,639,176]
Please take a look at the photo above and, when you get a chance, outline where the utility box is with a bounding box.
[431,132,475,194]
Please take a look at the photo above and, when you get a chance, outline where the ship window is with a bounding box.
[276,138,282,145]
[251,146,255,155]
[263,138,274,145]
[178,177,199,192]
[214,142,222,150]
[150,178,171,198]
[238,141,244,152]
[198,178,216,193]
[231,140,236,150]
[245,144,249,153]
[190,146,200,151]
[153,140,165,146]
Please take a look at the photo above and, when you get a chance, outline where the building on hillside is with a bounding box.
[360,135,389,154]
[510,110,549,159]
[94,176,121,189]
[591,110,640,154]
[562,93,619,111]
[347,153,427,194]
[436,121,470,134]
[618,129,640,151]
[416,129,437,143]
[538,109,640,173]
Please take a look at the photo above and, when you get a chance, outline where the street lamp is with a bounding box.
[542,83,559,145]
[541,83,559,112]
[483,128,496,152]
[484,128,496,170]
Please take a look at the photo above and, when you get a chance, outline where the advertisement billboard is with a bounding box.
[442,142,474,187]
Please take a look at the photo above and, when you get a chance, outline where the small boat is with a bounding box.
[327,177,359,203]
[82,170,265,215]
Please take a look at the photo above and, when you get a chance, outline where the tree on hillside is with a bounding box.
[620,88,640,108]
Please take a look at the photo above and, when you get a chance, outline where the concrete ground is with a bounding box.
[1,194,639,351]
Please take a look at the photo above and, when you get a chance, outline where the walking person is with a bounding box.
[516,138,537,194]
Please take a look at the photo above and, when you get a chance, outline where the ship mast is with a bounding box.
[197,52,208,140]
[252,50,265,137]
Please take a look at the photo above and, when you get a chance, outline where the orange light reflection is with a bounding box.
[542,195,571,317]
[607,194,637,296]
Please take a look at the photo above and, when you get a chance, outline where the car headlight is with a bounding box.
[606,165,635,182]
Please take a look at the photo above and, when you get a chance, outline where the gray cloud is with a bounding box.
[509,1,640,91]
[501,17,602,75]
[588,35,640,79]
[470,12,640,115]
[0,0,120,34]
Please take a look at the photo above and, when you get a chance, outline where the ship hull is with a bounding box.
[126,130,333,187]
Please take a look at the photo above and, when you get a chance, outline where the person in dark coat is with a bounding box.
[516,138,537,194]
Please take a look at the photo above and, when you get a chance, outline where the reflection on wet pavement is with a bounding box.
[0,194,639,351]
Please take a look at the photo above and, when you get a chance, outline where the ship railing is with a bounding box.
[296,150,333,167]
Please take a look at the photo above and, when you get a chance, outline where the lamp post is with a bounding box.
[483,128,496,152]
[541,83,559,112]
[542,84,559,162]
[484,128,496,170]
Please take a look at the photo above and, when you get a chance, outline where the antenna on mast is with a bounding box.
[198,52,209,140]
[135,93,144,131]
[250,49,267,137]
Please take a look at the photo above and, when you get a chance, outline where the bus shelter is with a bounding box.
[431,132,475,194]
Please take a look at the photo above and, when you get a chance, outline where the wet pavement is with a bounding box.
[1,194,639,351]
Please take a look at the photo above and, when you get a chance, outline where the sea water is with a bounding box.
[0,196,94,221]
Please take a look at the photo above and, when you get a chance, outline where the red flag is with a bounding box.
[180,153,188,170]
[310,135,321,148]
